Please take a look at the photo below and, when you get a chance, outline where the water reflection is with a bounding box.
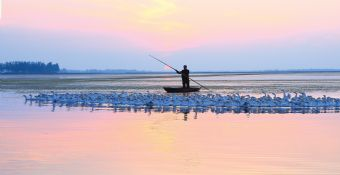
[26,100,340,116]
[3,93,340,175]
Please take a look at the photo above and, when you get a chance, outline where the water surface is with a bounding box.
[2,72,340,95]
[1,73,340,174]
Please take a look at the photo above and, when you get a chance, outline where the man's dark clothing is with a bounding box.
[177,69,190,88]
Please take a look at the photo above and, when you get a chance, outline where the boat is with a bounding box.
[163,87,201,93]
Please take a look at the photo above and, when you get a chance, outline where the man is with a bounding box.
[176,65,190,88]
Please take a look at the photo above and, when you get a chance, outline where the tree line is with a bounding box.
[0,61,60,74]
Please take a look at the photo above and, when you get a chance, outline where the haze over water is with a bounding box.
[1,73,340,174]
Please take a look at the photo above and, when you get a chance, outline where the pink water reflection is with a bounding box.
[1,109,340,175]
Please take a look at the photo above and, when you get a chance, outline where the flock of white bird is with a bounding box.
[24,92,340,111]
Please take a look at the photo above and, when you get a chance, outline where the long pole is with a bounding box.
[149,55,210,90]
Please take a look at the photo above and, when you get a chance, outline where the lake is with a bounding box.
[1,73,340,174]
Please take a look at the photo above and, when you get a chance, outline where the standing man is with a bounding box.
[176,65,190,88]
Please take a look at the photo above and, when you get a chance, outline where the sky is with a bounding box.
[0,0,340,71]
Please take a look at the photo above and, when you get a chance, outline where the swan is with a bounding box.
[23,92,340,113]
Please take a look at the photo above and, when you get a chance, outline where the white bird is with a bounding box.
[23,91,340,114]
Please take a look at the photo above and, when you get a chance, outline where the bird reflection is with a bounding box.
[27,101,340,116]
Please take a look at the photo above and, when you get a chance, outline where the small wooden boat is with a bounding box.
[163,87,201,93]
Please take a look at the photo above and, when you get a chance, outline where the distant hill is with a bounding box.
[0,61,60,74]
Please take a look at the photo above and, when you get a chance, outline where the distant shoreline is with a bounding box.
[1,70,340,75]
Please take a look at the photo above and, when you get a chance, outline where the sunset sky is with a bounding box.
[0,0,340,71]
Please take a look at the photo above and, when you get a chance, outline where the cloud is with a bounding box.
[0,0,2,20]
[137,0,185,31]
[1,0,340,67]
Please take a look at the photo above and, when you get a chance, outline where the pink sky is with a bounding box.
[0,0,340,70]
[2,0,340,51]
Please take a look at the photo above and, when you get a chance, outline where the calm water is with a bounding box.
[1,72,340,95]
[1,73,340,174]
